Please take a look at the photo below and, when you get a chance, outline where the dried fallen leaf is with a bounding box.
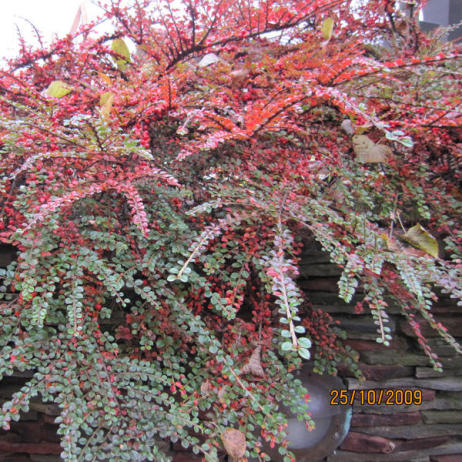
[341,119,355,135]
[46,81,72,98]
[241,345,265,378]
[100,91,115,120]
[222,428,246,461]
[198,53,219,67]
[402,224,439,258]
[200,381,212,396]
[352,135,392,163]
[230,69,249,88]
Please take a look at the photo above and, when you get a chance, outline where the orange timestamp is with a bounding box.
[330,388,423,406]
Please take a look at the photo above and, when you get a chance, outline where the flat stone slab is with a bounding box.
[416,367,446,378]
[0,385,26,399]
[29,401,61,416]
[345,337,409,352]
[400,317,462,338]
[340,431,396,453]
[423,411,462,424]
[299,278,339,293]
[394,435,450,453]
[0,440,61,455]
[359,350,430,366]
[416,338,462,357]
[359,364,414,381]
[30,456,63,462]
[299,263,342,277]
[327,442,462,461]
[440,357,462,369]
[352,424,462,439]
[351,411,422,427]
[347,377,462,392]
[335,316,397,334]
[306,292,360,305]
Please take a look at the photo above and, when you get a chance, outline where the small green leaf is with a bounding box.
[281,341,293,351]
[298,337,312,349]
[385,130,414,147]
[298,348,311,360]
[112,38,131,61]
[294,325,305,334]
[46,80,72,98]
[111,38,131,71]
[167,275,177,282]
[386,130,404,138]
[321,17,334,41]
[399,137,414,148]
[281,329,291,338]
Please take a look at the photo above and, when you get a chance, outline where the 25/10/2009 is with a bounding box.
[329,388,422,406]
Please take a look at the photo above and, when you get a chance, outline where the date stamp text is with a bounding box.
[330,388,422,406]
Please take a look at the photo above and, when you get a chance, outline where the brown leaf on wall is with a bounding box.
[221,428,246,461]
[241,345,265,378]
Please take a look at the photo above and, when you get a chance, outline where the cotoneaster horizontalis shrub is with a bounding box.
[0,0,460,460]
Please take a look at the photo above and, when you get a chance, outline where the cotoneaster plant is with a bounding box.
[0,0,460,460]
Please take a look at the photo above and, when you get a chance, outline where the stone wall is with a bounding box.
[0,240,461,461]
[298,238,462,462]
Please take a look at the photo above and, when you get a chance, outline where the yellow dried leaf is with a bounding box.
[112,38,131,71]
[221,428,246,461]
[98,72,112,86]
[402,224,439,258]
[321,17,334,41]
[353,135,392,163]
[230,69,249,88]
[46,80,72,98]
[100,91,115,120]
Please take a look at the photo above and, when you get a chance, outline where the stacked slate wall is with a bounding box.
[299,237,462,462]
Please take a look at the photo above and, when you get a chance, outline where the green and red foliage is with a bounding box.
[0,0,461,460]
